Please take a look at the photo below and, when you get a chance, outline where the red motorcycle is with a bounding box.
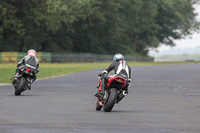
[95,74,128,112]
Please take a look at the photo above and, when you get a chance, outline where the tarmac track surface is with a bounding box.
[0,64,200,133]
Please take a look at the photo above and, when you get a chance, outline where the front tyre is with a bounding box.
[15,77,26,96]
[103,88,118,112]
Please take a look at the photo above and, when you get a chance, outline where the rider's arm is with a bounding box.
[106,62,117,73]
[128,65,131,83]
[35,59,40,73]
[128,65,131,79]
[17,56,26,67]
[99,62,117,76]
[36,63,39,73]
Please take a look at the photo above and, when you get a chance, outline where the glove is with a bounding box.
[98,70,108,77]
[101,70,108,75]
[17,62,21,67]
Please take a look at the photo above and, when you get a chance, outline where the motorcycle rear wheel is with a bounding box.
[15,77,26,96]
[103,88,118,112]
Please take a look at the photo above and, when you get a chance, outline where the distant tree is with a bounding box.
[155,0,200,47]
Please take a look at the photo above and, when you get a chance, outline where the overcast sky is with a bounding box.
[149,4,200,56]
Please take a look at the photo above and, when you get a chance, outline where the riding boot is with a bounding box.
[12,78,17,86]
[32,76,36,83]
[27,83,31,90]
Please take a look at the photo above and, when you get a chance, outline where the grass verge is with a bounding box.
[0,61,199,83]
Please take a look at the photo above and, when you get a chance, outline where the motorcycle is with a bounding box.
[12,64,36,96]
[95,73,128,112]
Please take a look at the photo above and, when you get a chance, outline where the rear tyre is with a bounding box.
[15,77,26,96]
[96,100,102,111]
[103,88,118,112]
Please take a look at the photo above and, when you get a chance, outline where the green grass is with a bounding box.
[0,61,199,83]
[0,63,110,83]
[37,63,110,79]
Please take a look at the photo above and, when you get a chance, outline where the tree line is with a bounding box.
[0,0,199,55]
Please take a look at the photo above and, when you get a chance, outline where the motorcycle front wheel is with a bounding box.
[103,88,118,112]
[15,77,26,96]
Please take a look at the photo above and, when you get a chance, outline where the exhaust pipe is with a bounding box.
[122,90,128,96]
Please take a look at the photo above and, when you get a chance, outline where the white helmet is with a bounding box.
[113,53,124,62]
[28,49,36,57]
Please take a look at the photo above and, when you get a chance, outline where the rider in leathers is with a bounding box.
[14,49,39,89]
[97,53,131,96]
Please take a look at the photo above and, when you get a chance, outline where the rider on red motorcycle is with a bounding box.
[96,53,131,96]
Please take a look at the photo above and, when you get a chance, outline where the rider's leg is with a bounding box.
[32,75,37,83]
[27,75,37,90]
[15,67,20,76]
[99,74,108,95]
